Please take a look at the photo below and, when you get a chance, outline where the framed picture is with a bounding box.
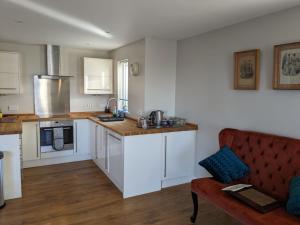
[234,49,260,90]
[273,42,300,89]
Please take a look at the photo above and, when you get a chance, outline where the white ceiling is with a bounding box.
[0,0,300,50]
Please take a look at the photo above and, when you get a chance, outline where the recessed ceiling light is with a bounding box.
[15,20,23,24]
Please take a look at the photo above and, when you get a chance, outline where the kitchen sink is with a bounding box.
[97,116,124,122]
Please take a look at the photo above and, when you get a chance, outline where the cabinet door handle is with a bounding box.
[95,126,98,159]
[75,122,78,153]
[36,124,39,158]
[87,88,111,91]
[105,131,108,170]
[164,136,167,178]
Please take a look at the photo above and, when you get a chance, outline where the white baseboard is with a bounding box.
[161,176,195,188]
[23,154,92,168]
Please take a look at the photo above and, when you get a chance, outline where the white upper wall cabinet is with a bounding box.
[0,51,21,94]
[83,57,113,95]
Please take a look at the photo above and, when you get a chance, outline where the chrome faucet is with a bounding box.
[105,97,118,114]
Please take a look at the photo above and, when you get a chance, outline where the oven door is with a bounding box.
[40,126,74,153]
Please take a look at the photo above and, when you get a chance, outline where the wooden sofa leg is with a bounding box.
[191,192,198,223]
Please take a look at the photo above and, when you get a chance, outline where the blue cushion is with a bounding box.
[287,176,300,216]
[199,146,250,184]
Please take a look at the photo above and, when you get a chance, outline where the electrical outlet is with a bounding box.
[86,103,94,109]
[8,105,19,112]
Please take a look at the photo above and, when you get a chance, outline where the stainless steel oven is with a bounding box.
[39,120,74,153]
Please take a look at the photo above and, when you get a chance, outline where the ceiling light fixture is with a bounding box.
[6,0,112,39]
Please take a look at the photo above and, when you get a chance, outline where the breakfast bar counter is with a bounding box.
[89,117,198,136]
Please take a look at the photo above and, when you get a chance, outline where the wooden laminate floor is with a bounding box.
[0,160,241,225]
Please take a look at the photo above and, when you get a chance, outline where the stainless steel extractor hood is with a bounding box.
[47,44,61,76]
[33,45,71,117]
[36,45,72,79]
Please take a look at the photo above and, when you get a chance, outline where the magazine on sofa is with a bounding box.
[222,184,281,213]
[222,184,253,192]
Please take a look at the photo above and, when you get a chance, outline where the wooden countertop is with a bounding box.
[89,117,198,136]
[0,112,198,136]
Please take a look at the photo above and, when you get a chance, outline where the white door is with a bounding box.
[162,131,195,180]
[90,121,97,160]
[74,119,90,155]
[22,122,40,161]
[107,130,123,191]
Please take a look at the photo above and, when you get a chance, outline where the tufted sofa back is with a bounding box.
[219,128,300,201]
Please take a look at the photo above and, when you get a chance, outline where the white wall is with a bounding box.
[110,38,177,118]
[0,43,45,113]
[0,42,110,114]
[176,6,300,177]
[145,38,177,116]
[110,40,146,118]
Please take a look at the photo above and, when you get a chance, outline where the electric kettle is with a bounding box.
[149,110,164,127]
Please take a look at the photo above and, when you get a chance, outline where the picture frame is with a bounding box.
[234,49,260,90]
[273,42,300,89]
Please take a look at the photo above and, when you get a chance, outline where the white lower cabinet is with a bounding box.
[90,121,97,160]
[107,130,123,191]
[74,119,90,156]
[161,131,196,188]
[0,134,22,200]
[96,126,107,173]
[22,122,40,161]
[89,119,196,198]
[123,133,162,198]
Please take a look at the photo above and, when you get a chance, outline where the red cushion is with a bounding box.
[192,178,300,225]
[219,128,300,201]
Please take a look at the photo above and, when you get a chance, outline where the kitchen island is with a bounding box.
[0,112,198,199]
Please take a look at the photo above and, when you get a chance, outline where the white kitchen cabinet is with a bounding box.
[88,121,196,198]
[107,130,123,191]
[89,121,98,160]
[90,121,107,173]
[0,51,21,94]
[123,133,162,198]
[96,126,107,172]
[161,131,196,188]
[0,134,22,200]
[74,119,90,156]
[83,57,113,95]
[22,122,40,161]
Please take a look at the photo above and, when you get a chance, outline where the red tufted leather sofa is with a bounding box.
[191,128,300,225]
